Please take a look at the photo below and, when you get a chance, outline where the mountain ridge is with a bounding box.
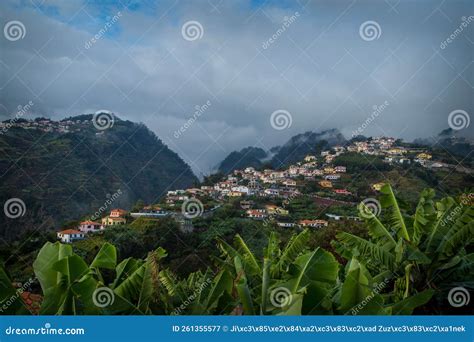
[0,114,198,239]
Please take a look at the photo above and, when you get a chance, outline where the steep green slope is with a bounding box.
[0,115,197,239]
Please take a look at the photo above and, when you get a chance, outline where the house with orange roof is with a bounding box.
[110,209,127,218]
[101,216,126,226]
[57,229,85,243]
[102,209,127,226]
[78,220,102,233]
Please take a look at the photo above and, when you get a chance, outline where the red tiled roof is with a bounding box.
[80,220,101,225]
[58,229,82,235]
[111,208,127,213]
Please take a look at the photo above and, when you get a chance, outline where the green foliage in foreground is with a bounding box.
[0,185,472,315]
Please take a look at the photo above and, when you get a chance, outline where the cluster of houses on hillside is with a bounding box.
[242,203,329,228]
[345,137,450,169]
[165,157,350,206]
[57,208,128,243]
[1,118,90,134]
[57,136,456,244]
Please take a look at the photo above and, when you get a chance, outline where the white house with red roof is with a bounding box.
[78,220,103,233]
[57,229,86,243]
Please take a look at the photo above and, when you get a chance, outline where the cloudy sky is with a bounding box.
[0,0,472,176]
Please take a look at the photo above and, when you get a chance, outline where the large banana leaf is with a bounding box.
[388,289,434,315]
[287,248,339,314]
[412,189,436,245]
[275,229,309,275]
[233,234,262,276]
[425,197,459,253]
[90,242,117,270]
[338,259,386,315]
[114,252,155,314]
[234,256,255,315]
[33,242,80,314]
[379,184,410,241]
[360,204,397,249]
[437,207,474,257]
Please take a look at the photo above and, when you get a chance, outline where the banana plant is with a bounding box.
[217,230,340,315]
[334,184,473,308]
[32,241,167,314]
[158,268,234,315]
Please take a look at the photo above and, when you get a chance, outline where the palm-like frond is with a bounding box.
[158,269,180,297]
[425,197,460,254]
[412,188,436,245]
[437,206,474,257]
[379,184,410,241]
[233,234,262,275]
[362,208,396,250]
[336,232,395,270]
[276,229,310,274]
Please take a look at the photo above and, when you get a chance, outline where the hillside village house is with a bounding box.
[324,167,335,174]
[319,180,333,188]
[265,205,289,216]
[304,155,316,162]
[78,220,102,233]
[57,229,85,243]
[324,155,335,163]
[264,188,279,196]
[324,174,340,180]
[102,208,127,226]
[131,205,169,218]
[334,166,346,173]
[299,220,328,228]
[246,209,268,220]
[416,153,432,160]
[277,222,296,228]
[228,191,243,197]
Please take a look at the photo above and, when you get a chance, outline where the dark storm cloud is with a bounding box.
[0,0,472,174]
